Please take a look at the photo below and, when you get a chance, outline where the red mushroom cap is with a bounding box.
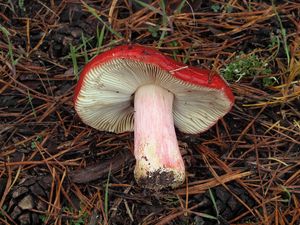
[74,45,234,133]
[74,45,234,103]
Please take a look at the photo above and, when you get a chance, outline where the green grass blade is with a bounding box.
[81,1,123,39]
[27,90,37,118]
[175,0,187,13]
[0,25,17,65]
[104,165,112,221]
[81,33,89,63]
[70,44,79,80]
[271,0,290,66]
[133,0,162,15]
[208,189,219,217]
[96,26,106,55]
[158,0,168,47]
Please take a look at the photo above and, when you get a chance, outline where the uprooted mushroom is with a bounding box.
[74,45,234,190]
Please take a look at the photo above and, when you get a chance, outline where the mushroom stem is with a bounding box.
[134,84,185,189]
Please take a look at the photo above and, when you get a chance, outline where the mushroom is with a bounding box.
[74,45,234,190]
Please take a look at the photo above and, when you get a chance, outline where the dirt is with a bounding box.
[137,169,179,190]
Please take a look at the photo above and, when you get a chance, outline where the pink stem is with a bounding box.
[134,84,185,189]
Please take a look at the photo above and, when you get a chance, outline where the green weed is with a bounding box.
[157,0,168,47]
[271,0,290,65]
[18,0,25,11]
[174,0,187,14]
[280,185,292,205]
[104,166,112,220]
[208,189,219,218]
[211,3,232,13]
[0,205,7,219]
[221,52,276,86]
[27,90,37,118]
[81,1,123,39]
[95,26,106,55]
[148,25,159,38]
[183,45,193,64]
[133,0,169,47]
[70,44,79,80]
[31,135,43,149]
[61,206,89,225]
[0,25,19,66]
[39,214,49,223]
[81,33,89,63]
[69,27,107,79]
[211,4,220,12]
[169,40,180,60]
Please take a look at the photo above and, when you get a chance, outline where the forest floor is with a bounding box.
[0,1,299,225]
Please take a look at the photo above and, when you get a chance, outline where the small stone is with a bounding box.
[31,213,39,224]
[18,213,31,225]
[227,196,237,211]
[36,199,47,211]
[70,28,82,38]
[12,187,28,198]
[39,176,52,189]
[19,177,36,187]
[10,206,22,219]
[18,195,34,210]
[216,186,231,202]
[30,183,46,197]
